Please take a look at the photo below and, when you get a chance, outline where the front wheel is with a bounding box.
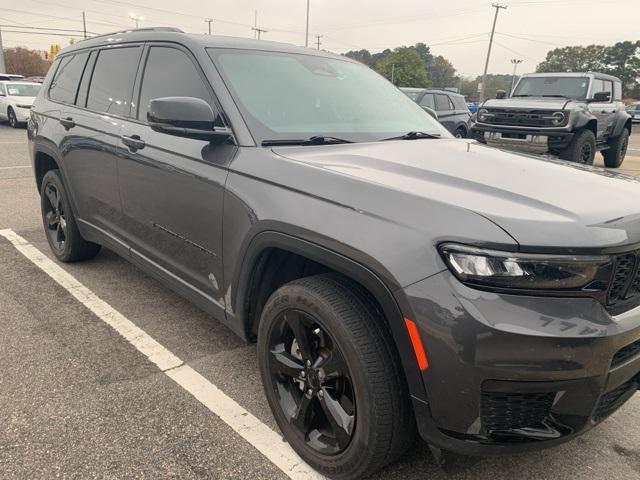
[603,128,629,168]
[454,127,467,139]
[40,169,101,262]
[559,129,596,165]
[257,274,415,479]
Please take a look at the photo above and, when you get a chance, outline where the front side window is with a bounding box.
[6,83,41,97]
[208,49,447,143]
[419,93,435,110]
[138,46,222,125]
[49,52,89,104]
[435,94,452,111]
[87,46,141,117]
[513,76,590,100]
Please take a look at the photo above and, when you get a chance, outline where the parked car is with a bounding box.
[626,102,640,123]
[29,28,640,480]
[0,73,24,81]
[0,81,41,128]
[471,72,632,167]
[24,76,46,84]
[401,87,471,137]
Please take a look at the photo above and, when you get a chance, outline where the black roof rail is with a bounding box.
[79,27,183,42]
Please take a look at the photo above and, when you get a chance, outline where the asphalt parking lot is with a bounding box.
[1,122,640,480]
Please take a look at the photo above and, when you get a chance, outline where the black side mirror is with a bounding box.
[591,91,611,102]
[147,97,232,143]
[422,106,438,120]
[495,90,506,99]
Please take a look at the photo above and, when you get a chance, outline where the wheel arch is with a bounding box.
[233,230,428,401]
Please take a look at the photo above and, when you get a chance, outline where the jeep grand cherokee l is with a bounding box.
[28,28,640,479]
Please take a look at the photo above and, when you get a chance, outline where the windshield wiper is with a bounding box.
[512,94,530,97]
[381,131,441,141]
[261,135,354,147]
[542,94,568,98]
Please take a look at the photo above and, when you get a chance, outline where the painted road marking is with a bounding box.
[0,165,30,170]
[0,228,323,480]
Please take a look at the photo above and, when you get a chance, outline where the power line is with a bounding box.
[0,24,98,34]
[0,29,87,38]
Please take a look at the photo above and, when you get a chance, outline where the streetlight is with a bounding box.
[305,0,310,48]
[510,58,523,95]
[129,13,144,28]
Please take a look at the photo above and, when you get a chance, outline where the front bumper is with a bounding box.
[13,107,32,123]
[402,270,640,455]
[470,124,574,154]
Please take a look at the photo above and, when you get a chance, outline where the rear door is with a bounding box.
[434,93,455,133]
[118,43,234,309]
[57,45,142,238]
[589,78,615,141]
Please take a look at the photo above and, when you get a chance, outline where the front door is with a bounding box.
[589,79,616,141]
[118,44,235,311]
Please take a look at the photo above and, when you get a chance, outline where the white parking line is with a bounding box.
[0,141,27,144]
[0,228,323,480]
[0,165,30,170]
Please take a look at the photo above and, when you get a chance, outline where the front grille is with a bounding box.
[482,109,566,127]
[612,339,640,367]
[594,379,638,420]
[607,252,640,309]
[481,392,555,432]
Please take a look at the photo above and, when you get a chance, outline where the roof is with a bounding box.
[400,87,464,97]
[521,71,622,82]
[57,27,346,61]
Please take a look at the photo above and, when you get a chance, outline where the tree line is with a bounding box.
[344,40,639,100]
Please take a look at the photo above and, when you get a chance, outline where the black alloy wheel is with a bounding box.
[43,183,68,254]
[579,141,593,164]
[267,309,356,455]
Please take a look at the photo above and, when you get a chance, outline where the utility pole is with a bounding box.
[305,0,310,48]
[0,26,5,74]
[205,18,213,35]
[82,11,87,39]
[129,13,143,28]
[479,3,507,102]
[252,26,267,40]
[391,63,396,84]
[315,34,322,50]
[510,58,523,94]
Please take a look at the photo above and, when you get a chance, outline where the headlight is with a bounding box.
[477,108,492,122]
[16,104,32,109]
[439,243,611,291]
[546,111,566,125]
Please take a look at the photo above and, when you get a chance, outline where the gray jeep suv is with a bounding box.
[28,28,640,479]
[471,72,632,167]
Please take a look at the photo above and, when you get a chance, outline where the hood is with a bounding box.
[482,97,578,111]
[273,139,640,251]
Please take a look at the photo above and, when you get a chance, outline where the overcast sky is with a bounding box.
[1,0,637,76]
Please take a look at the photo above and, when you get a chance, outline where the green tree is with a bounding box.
[374,47,429,87]
[537,45,607,73]
[343,49,373,67]
[414,42,433,71]
[429,55,457,88]
[603,41,640,97]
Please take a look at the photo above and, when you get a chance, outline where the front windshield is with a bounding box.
[6,83,41,97]
[208,49,448,144]
[513,76,589,99]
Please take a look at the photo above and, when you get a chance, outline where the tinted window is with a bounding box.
[403,90,420,101]
[419,93,435,109]
[451,95,468,110]
[76,51,97,107]
[49,52,89,104]
[138,47,217,123]
[87,47,141,116]
[435,94,452,111]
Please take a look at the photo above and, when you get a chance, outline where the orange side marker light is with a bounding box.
[404,318,429,371]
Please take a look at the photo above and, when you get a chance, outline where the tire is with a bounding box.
[454,127,467,139]
[40,169,101,262]
[257,273,415,479]
[8,107,19,128]
[603,128,629,168]
[559,129,596,165]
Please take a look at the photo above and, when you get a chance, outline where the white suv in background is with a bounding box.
[0,81,41,128]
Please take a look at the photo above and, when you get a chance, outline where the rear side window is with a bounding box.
[613,82,622,101]
[87,46,141,117]
[435,94,452,111]
[451,95,467,110]
[137,46,220,124]
[49,52,89,104]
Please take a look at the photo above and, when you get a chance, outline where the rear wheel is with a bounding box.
[40,169,101,262]
[603,128,629,168]
[257,274,414,479]
[559,129,596,165]
[7,107,19,128]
